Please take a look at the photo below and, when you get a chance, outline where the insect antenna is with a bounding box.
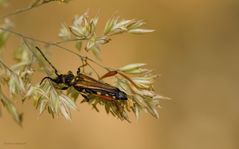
[40,76,54,85]
[35,46,59,76]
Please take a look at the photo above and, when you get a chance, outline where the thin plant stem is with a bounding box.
[0,0,54,19]
[0,27,112,75]
[0,59,16,75]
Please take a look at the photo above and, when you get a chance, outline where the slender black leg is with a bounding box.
[81,94,90,102]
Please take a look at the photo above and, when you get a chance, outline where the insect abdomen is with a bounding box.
[74,86,127,100]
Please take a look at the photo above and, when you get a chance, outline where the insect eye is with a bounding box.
[65,74,74,84]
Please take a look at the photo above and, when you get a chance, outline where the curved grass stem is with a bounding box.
[0,27,112,76]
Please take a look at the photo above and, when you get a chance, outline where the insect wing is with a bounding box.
[75,74,118,91]
[74,74,120,100]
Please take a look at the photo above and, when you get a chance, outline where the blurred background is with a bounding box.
[0,0,239,149]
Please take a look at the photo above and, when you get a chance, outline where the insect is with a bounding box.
[36,46,127,101]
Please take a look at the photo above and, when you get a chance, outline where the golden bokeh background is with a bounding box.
[0,0,239,149]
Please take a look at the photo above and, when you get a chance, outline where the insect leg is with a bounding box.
[100,71,118,80]
[77,57,88,75]
[81,94,90,102]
